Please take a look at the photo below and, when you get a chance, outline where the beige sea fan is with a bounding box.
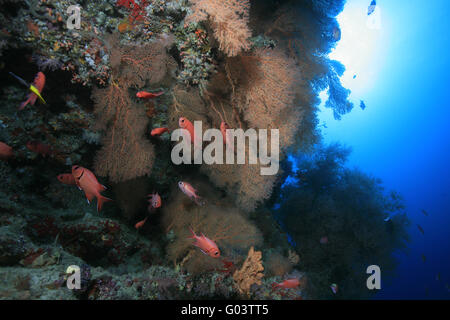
[186,0,252,57]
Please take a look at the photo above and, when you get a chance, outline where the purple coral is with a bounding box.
[32,54,63,71]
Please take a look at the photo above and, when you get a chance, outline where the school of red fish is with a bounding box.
[1,72,305,290]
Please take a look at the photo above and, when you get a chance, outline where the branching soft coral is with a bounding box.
[194,48,301,212]
[118,41,173,87]
[186,0,252,57]
[264,251,293,277]
[324,60,354,120]
[92,35,175,182]
[201,162,279,213]
[168,47,300,212]
[261,4,353,122]
[227,48,302,149]
[161,180,263,274]
[168,3,351,214]
[307,0,347,18]
[92,83,155,183]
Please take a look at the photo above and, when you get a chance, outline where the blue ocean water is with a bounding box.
[318,0,450,299]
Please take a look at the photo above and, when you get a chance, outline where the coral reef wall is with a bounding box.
[0,0,410,300]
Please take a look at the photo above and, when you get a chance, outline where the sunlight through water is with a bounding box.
[329,0,385,98]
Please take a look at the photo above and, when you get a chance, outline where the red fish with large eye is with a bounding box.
[147,193,161,212]
[178,117,196,144]
[272,278,300,290]
[135,217,148,229]
[26,141,54,157]
[151,127,170,136]
[0,142,14,160]
[188,228,220,258]
[220,121,234,152]
[57,173,76,186]
[178,181,205,206]
[136,91,164,99]
[71,165,112,212]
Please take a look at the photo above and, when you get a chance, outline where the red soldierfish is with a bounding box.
[136,91,164,99]
[178,117,196,144]
[147,193,162,212]
[151,127,170,136]
[71,165,112,212]
[57,173,76,186]
[272,278,300,290]
[188,228,220,258]
[135,217,148,229]
[19,72,45,110]
[178,181,205,206]
[0,142,14,160]
[26,141,54,157]
[220,121,234,152]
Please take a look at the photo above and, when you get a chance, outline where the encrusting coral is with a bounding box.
[233,246,264,296]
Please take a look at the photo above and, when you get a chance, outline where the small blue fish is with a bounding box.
[368,0,376,16]
[417,224,425,235]
[360,100,367,110]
